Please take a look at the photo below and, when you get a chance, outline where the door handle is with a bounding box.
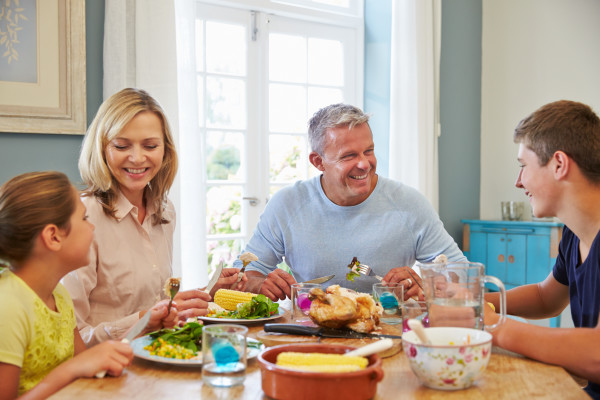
[242,196,260,206]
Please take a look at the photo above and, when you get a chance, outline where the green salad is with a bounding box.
[213,294,279,320]
[346,256,362,282]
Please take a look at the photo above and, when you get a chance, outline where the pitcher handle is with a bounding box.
[482,275,506,331]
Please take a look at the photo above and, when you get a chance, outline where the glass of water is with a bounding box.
[202,324,248,387]
[372,282,403,325]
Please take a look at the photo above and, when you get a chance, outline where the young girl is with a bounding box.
[0,171,175,399]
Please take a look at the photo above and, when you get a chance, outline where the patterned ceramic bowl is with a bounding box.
[402,327,492,390]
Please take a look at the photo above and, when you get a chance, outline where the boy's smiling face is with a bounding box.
[515,143,558,218]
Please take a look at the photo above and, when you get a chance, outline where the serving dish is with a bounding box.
[198,308,286,324]
[258,343,384,400]
[131,336,263,366]
[402,327,492,390]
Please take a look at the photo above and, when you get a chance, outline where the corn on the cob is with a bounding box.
[276,352,368,373]
[213,289,257,311]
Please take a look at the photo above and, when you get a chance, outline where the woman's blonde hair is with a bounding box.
[79,88,178,224]
[0,171,76,267]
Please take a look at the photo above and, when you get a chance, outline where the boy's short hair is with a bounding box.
[514,100,600,183]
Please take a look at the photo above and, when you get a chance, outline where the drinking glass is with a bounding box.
[291,283,321,324]
[372,282,403,325]
[401,299,429,333]
[202,324,248,387]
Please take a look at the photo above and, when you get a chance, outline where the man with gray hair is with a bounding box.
[236,103,466,300]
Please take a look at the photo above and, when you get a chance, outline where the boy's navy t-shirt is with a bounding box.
[553,226,600,398]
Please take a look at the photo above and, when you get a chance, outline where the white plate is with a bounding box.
[198,308,285,324]
[131,336,264,366]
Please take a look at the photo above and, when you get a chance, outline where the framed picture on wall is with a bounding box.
[0,0,86,135]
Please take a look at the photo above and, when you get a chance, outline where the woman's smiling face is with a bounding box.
[104,111,165,203]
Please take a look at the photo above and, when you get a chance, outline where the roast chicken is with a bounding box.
[308,285,383,333]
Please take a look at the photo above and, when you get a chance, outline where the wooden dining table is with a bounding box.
[51,301,589,400]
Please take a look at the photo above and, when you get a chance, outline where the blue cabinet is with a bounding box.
[461,219,563,327]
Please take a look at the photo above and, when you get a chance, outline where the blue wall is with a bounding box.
[0,0,104,187]
[438,0,481,246]
[363,0,482,246]
[364,0,391,178]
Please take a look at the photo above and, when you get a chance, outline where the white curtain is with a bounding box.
[103,0,207,288]
[388,0,441,211]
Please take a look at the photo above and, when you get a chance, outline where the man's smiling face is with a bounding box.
[312,122,378,206]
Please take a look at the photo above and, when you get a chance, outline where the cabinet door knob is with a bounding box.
[508,255,515,263]
[498,255,505,262]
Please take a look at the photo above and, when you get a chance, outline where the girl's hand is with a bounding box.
[69,340,133,378]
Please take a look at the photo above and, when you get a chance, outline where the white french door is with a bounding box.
[195,2,362,274]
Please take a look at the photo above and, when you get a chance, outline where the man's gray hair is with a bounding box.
[308,103,370,155]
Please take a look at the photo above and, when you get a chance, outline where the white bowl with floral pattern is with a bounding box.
[402,327,492,390]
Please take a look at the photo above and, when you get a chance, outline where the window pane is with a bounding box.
[206,131,245,181]
[197,76,204,127]
[269,34,307,83]
[314,0,350,7]
[207,239,243,274]
[308,38,344,86]
[269,83,306,133]
[269,134,307,182]
[195,19,204,72]
[308,87,343,117]
[206,76,246,129]
[206,185,242,235]
[206,21,246,76]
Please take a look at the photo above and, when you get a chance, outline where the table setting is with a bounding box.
[51,264,588,400]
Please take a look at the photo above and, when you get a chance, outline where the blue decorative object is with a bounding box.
[212,340,239,366]
[380,292,398,309]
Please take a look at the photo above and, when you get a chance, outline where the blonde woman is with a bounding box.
[63,88,243,347]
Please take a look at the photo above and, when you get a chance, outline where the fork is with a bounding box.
[357,264,384,281]
[167,279,180,310]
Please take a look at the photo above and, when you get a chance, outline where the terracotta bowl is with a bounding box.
[258,343,384,400]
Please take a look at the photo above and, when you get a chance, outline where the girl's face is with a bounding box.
[104,111,165,204]
[60,188,95,270]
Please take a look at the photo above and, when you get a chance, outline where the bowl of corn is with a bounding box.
[258,343,384,400]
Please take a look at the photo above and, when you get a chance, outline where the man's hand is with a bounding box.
[209,267,248,297]
[381,266,423,300]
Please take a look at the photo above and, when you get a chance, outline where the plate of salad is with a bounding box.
[131,321,264,366]
[199,294,285,324]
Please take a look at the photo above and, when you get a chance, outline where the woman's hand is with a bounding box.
[173,289,212,323]
[140,299,178,334]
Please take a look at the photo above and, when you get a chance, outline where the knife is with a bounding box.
[205,260,224,294]
[264,323,402,339]
[95,311,152,378]
[301,274,335,285]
